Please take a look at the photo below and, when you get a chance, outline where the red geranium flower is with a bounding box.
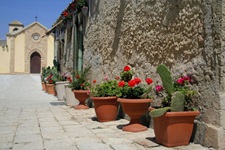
[81,83,85,87]
[124,65,131,71]
[76,75,80,79]
[47,74,53,80]
[62,11,68,17]
[134,77,141,84]
[145,78,153,85]
[71,3,75,8]
[128,79,136,87]
[93,80,97,83]
[49,79,53,84]
[118,81,125,87]
[67,77,72,82]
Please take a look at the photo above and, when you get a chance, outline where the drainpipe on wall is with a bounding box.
[73,13,78,80]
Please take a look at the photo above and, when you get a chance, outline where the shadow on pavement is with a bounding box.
[116,124,127,130]
[146,137,159,145]
[91,117,98,122]
[50,102,65,106]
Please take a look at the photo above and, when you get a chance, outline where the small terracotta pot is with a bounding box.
[117,98,152,132]
[149,107,200,147]
[72,90,89,109]
[41,82,46,92]
[91,96,118,122]
[46,84,56,96]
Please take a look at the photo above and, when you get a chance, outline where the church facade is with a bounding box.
[0,20,54,74]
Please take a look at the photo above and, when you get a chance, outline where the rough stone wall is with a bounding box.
[84,0,204,80]
[83,0,225,149]
[55,23,74,74]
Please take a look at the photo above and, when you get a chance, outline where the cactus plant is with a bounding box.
[170,91,185,112]
[150,64,188,117]
[156,64,174,95]
[150,107,171,117]
[150,91,185,117]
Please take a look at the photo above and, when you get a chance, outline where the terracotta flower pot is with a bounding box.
[55,81,69,101]
[46,84,56,96]
[150,107,200,147]
[41,82,46,92]
[91,96,118,122]
[72,90,89,109]
[117,98,152,132]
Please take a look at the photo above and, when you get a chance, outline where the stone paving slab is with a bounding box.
[0,104,210,150]
[0,75,212,150]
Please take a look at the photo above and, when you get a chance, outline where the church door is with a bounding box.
[30,52,41,73]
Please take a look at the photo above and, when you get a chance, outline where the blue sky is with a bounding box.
[0,0,72,40]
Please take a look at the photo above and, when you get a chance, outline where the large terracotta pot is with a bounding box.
[150,107,200,147]
[46,84,56,96]
[41,82,46,92]
[72,90,89,109]
[91,96,118,122]
[55,81,69,101]
[64,85,79,106]
[117,98,152,132]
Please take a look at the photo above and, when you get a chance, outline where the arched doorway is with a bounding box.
[30,52,41,73]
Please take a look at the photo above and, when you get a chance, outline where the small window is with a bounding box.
[32,33,40,41]
[13,28,18,31]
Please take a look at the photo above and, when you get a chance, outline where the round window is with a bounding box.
[32,33,40,41]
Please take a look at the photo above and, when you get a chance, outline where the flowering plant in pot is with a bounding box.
[116,65,153,132]
[90,76,120,122]
[68,66,91,91]
[51,68,72,83]
[149,64,200,147]
[40,66,51,91]
[68,66,91,109]
[45,67,57,96]
[51,67,72,101]
[76,0,88,14]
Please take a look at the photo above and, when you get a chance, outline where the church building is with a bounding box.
[0,20,54,74]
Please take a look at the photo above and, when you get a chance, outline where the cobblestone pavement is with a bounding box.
[0,74,210,150]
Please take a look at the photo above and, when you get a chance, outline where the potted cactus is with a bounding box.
[149,64,200,147]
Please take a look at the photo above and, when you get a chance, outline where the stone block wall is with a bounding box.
[25,24,48,73]
[83,0,225,149]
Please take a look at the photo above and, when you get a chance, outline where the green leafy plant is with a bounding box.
[76,0,87,13]
[41,66,51,83]
[51,67,72,83]
[68,66,91,90]
[117,65,153,99]
[150,64,198,117]
[91,76,119,97]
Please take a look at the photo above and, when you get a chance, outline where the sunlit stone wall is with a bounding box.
[83,0,225,149]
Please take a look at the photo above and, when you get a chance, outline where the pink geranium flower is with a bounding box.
[156,85,163,92]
